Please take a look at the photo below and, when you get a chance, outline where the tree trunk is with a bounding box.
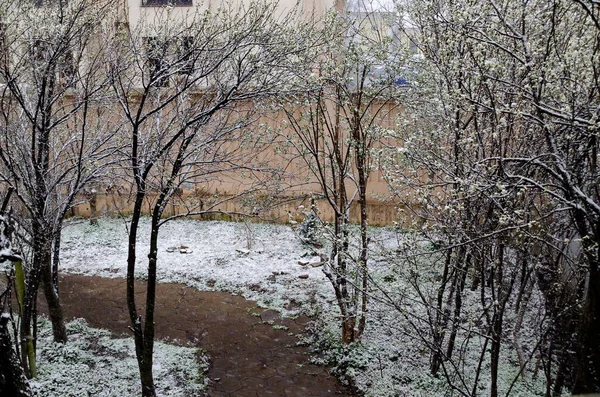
[140,362,156,397]
[430,248,452,376]
[355,133,369,338]
[89,191,98,225]
[18,252,44,379]
[0,315,31,397]
[139,207,162,397]
[490,311,503,397]
[489,245,505,397]
[445,249,469,361]
[52,225,62,294]
[37,237,67,343]
[341,315,357,344]
[572,258,600,393]
[126,191,156,397]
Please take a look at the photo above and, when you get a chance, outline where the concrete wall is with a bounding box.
[125,0,335,29]
[71,190,403,225]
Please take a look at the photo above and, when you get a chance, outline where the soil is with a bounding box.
[39,275,354,397]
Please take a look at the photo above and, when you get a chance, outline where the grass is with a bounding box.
[30,318,208,397]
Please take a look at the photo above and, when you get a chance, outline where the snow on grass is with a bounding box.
[1,217,552,396]
[291,229,550,397]
[58,217,336,315]
[31,317,208,397]
[344,232,551,397]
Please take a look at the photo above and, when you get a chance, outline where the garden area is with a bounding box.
[1,217,558,396]
[1,0,599,395]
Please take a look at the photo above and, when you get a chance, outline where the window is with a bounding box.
[0,23,6,67]
[141,0,192,6]
[31,39,76,85]
[177,36,194,75]
[114,21,130,37]
[31,39,50,65]
[145,37,169,87]
[57,50,76,85]
[144,36,195,86]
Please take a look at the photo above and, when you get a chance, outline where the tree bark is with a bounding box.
[573,257,600,393]
[0,315,31,397]
[42,254,67,343]
[19,263,41,378]
[341,315,357,345]
[36,235,67,344]
[126,191,156,397]
[354,121,369,338]
[430,248,452,376]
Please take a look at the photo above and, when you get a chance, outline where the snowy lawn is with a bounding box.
[58,217,337,316]
[31,317,208,397]
[3,217,550,396]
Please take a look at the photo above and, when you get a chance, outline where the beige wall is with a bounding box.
[65,0,403,226]
[125,0,335,29]
[69,98,403,226]
[71,191,403,225]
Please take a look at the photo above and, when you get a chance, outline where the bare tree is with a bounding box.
[106,3,321,395]
[0,189,31,396]
[382,0,600,394]
[281,10,403,344]
[0,0,119,376]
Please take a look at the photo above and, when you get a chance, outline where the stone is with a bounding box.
[260,309,280,322]
[298,274,309,279]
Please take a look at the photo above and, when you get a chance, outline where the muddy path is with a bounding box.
[38,275,352,397]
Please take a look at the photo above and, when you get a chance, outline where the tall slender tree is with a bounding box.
[282,10,403,344]
[384,0,600,393]
[0,0,118,377]
[106,3,321,394]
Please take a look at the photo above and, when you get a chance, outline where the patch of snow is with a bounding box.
[3,217,551,397]
[58,218,335,316]
[32,317,207,397]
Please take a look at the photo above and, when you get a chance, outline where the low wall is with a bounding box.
[70,192,403,226]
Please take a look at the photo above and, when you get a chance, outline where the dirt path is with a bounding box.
[43,275,352,397]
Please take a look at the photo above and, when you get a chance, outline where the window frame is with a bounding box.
[144,36,170,87]
[176,36,194,76]
[141,0,193,7]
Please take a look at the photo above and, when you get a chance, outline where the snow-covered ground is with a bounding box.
[3,217,549,396]
[32,317,208,397]
[59,217,338,315]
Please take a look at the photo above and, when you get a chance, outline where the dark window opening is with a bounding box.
[142,0,192,6]
[145,37,169,87]
[31,39,50,64]
[177,37,194,75]
[57,51,76,85]
[31,39,77,87]
[114,21,130,38]
[0,23,7,67]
